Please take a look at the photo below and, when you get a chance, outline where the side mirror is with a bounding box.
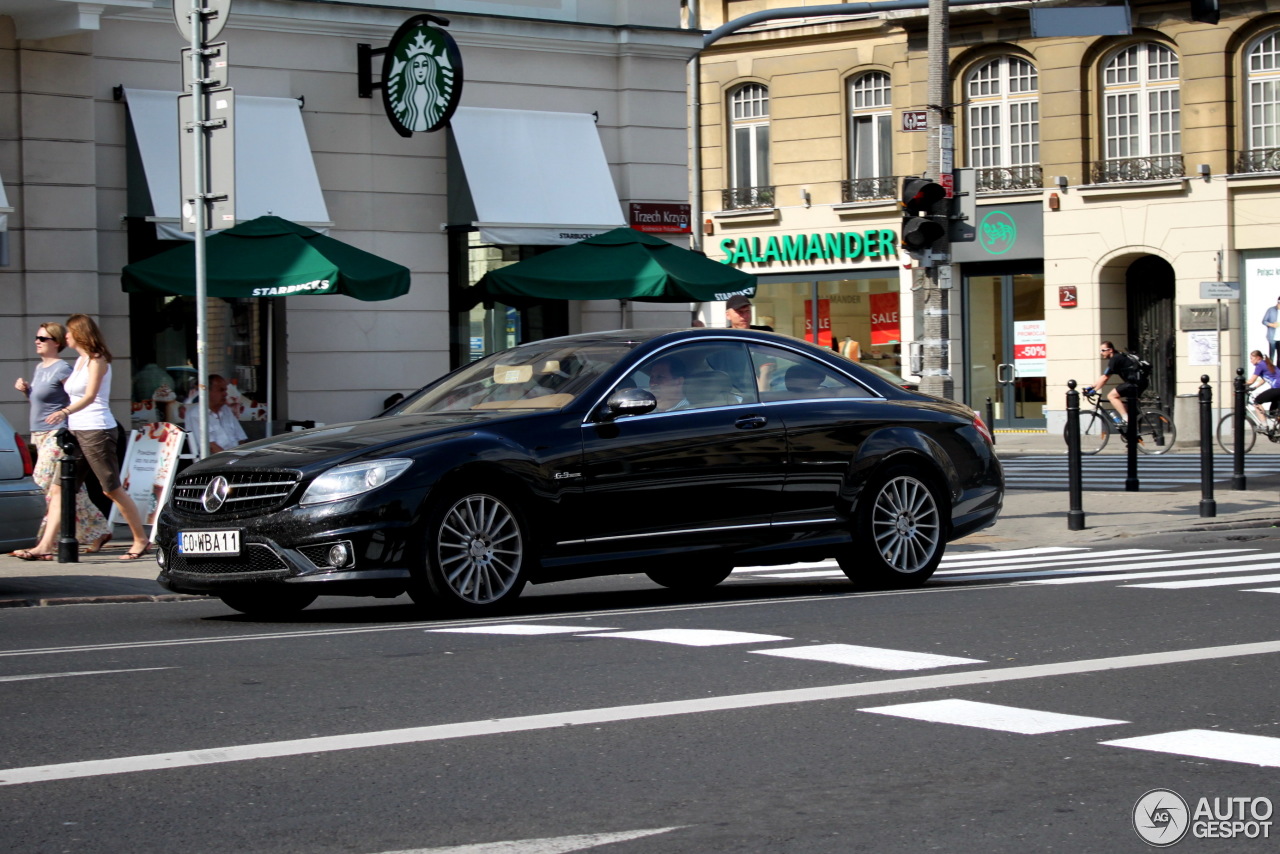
[600,387,658,420]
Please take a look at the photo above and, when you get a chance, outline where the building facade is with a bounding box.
[1,0,700,436]
[696,0,1280,432]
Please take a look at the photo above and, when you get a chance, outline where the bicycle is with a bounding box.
[1215,388,1280,453]
[1069,388,1176,455]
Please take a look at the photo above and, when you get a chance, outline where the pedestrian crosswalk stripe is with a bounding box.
[1101,730,1280,767]
[1127,572,1280,589]
[1024,557,1279,585]
[940,546,1089,562]
[428,624,618,635]
[580,629,791,646]
[998,453,1280,491]
[860,699,1128,734]
[750,644,984,670]
[937,547,1224,576]
[1243,586,1280,593]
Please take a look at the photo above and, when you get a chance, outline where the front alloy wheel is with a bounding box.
[840,467,945,588]
[414,491,528,613]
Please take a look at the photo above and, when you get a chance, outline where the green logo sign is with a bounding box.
[979,210,1017,255]
[381,15,463,137]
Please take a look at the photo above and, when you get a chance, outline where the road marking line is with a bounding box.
[5,639,1280,786]
[578,629,791,646]
[1101,730,1280,767]
[427,625,617,636]
[0,667,172,683]
[1126,572,1280,589]
[939,546,1091,562]
[1023,558,1280,585]
[750,644,984,670]
[379,827,684,854]
[936,549,1252,576]
[754,570,845,579]
[859,699,1127,734]
[1243,587,1280,593]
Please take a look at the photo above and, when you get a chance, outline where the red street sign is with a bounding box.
[902,110,927,132]
[939,172,954,199]
[629,202,691,234]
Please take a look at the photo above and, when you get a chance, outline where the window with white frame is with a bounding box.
[1246,30,1280,164]
[849,72,893,182]
[1102,43,1180,161]
[965,57,1039,170]
[729,84,770,194]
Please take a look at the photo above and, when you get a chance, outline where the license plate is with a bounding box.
[179,530,241,556]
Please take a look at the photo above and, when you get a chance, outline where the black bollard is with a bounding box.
[1199,374,1216,517]
[1232,367,1246,491]
[1065,380,1085,530]
[1125,386,1139,492]
[55,428,79,563]
[985,397,996,445]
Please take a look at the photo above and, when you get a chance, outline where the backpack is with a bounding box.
[1120,352,1151,386]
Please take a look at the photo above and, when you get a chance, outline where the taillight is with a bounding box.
[15,433,34,476]
[972,412,993,446]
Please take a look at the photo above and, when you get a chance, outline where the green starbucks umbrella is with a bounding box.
[121,216,410,301]
[469,227,754,306]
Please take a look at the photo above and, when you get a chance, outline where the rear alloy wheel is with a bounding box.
[218,589,317,617]
[412,490,529,614]
[645,562,733,591]
[839,466,945,589]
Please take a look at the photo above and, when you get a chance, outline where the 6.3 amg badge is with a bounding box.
[381,15,463,137]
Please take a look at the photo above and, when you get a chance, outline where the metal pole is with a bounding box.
[1066,380,1085,530]
[1199,374,1216,517]
[919,0,953,401]
[1125,386,1139,492]
[1232,366,1246,490]
[190,0,211,460]
[56,432,79,563]
[985,396,995,445]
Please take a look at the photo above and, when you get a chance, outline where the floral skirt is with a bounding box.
[32,430,112,545]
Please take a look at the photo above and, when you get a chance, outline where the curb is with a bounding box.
[0,593,209,609]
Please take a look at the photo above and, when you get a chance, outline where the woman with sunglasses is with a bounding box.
[10,323,112,559]
[20,315,150,561]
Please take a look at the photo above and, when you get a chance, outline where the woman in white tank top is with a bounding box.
[23,314,150,561]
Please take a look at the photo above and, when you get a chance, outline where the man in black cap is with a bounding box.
[1264,296,1280,362]
[725,295,773,331]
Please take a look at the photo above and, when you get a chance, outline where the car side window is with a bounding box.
[623,343,759,413]
[748,344,875,401]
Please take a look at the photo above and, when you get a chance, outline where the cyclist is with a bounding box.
[1087,341,1147,425]
[1246,349,1280,424]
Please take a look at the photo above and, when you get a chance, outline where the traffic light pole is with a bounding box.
[918,0,954,400]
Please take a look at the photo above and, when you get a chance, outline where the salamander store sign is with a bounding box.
[719,229,899,268]
[380,15,463,137]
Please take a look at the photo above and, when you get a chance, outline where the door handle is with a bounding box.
[996,363,1013,384]
[735,415,768,430]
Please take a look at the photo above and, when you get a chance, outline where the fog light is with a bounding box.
[156,547,167,569]
[328,542,352,568]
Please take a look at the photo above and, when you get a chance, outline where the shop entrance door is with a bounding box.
[966,268,1046,430]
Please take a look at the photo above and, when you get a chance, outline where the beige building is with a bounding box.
[1,0,700,436]
[696,0,1280,433]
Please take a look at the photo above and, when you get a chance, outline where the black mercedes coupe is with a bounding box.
[154,328,1003,616]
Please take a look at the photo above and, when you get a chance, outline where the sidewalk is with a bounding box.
[3,431,1277,608]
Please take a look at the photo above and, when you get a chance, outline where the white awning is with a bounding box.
[123,88,330,239]
[448,107,625,246]
[0,170,11,232]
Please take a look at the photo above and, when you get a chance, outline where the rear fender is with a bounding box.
[843,426,960,514]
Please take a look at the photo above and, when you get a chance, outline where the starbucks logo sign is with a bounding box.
[381,15,463,137]
[978,210,1018,255]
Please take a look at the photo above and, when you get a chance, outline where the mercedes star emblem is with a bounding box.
[202,476,230,513]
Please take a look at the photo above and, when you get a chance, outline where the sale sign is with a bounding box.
[869,293,901,346]
[804,299,833,349]
[1013,320,1047,378]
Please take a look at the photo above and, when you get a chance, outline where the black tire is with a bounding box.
[1135,409,1175,455]
[218,589,317,617]
[1216,413,1257,455]
[838,465,946,589]
[409,488,529,614]
[645,562,733,591]
[1073,411,1109,455]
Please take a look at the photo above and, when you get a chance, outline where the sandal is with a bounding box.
[83,533,113,554]
[120,544,153,561]
[13,550,54,562]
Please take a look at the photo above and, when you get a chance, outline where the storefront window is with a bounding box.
[752,274,903,373]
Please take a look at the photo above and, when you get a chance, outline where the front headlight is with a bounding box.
[300,459,413,506]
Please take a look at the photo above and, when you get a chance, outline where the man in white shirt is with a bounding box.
[203,374,248,453]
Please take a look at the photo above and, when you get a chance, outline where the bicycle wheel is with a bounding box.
[1070,410,1110,455]
[1215,412,1258,455]
[1135,409,1176,455]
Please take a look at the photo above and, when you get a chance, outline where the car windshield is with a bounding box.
[399,340,640,413]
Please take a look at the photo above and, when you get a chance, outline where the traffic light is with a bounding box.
[1190,0,1219,24]
[900,177,947,254]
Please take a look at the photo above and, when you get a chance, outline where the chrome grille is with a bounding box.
[167,543,290,578]
[171,469,301,516]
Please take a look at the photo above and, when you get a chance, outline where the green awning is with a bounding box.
[470,227,755,306]
[121,216,410,301]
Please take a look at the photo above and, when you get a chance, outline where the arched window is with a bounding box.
[965,56,1040,190]
[1243,30,1280,172]
[846,72,894,201]
[1098,43,1182,181]
[726,84,772,208]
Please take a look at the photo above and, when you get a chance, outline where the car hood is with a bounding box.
[183,411,528,476]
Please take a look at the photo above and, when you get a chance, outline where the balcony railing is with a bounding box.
[1090,155,1184,184]
[722,186,776,210]
[1236,147,1280,174]
[975,165,1043,193]
[840,176,897,203]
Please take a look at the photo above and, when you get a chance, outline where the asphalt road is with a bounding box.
[4,532,1280,854]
